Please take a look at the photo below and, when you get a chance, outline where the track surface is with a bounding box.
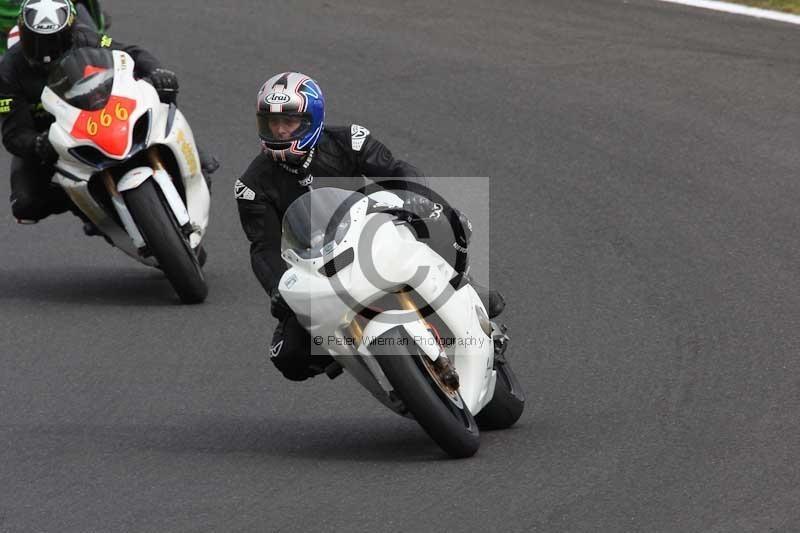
[2,1,800,531]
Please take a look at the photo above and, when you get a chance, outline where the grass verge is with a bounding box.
[725,1,800,13]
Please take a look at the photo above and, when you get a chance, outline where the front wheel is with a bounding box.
[123,179,208,304]
[372,327,480,458]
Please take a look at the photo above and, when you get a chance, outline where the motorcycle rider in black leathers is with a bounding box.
[0,0,217,226]
[236,71,505,381]
[2,0,108,54]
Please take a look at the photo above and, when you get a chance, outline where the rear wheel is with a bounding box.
[123,179,207,304]
[372,327,480,458]
[195,244,208,267]
[475,356,525,430]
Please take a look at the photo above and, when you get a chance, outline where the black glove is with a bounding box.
[268,287,293,320]
[381,190,437,222]
[33,132,58,165]
[403,193,438,220]
[145,68,179,104]
[393,194,471,249]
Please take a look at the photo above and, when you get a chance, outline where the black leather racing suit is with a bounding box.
[0,25,161,221]
[236,125,466,381]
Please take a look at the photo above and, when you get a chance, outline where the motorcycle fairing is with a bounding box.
[280,192,496,415]
[41,50,210,260]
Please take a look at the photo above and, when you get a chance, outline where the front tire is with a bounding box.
[372,327,480,458]
[123,179,208,304]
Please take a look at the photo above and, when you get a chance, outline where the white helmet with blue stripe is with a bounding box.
[256,71,325,167]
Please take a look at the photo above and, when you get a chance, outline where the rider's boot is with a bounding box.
[62,198,106,239]
[492,322,510,363]
[82,221,101,236]
[66,202,100,237]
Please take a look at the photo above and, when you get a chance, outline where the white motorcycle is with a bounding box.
[40,47,210,303]
[279,187,525,458]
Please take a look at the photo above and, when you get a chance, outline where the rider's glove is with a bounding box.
[396,194,472,250]
[145,68,179,104]
[268,287,293,321]
[33,132,58,165]
[403,193,436,219]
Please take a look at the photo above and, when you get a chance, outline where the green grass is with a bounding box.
[725,0,800,13]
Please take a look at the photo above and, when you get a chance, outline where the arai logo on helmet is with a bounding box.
[264,92,291,105]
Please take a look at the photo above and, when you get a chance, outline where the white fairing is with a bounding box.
[279,194,496,416]
[40,50,211,263]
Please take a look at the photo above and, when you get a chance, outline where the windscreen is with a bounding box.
[281,188,364,259]
[47,47,115,111]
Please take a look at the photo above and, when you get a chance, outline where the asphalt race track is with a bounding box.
[2,0,800,531]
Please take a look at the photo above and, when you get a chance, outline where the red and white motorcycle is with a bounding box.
[41,47,210,303]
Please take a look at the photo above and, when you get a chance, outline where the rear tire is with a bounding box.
[195,244,208,267]
[123,179,207,304]
[372,327,480,458]
[475,358,525,430]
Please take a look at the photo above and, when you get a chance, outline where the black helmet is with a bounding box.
[18,0,75,67]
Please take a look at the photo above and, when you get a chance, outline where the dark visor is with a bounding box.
[22,25,74,66]
[257,113,313,143]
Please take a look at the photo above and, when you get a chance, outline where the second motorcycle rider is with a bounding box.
[0,0,217,227]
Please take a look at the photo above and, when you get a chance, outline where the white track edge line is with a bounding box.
[658,0,800,25]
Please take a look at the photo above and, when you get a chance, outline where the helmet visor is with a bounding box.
[257,112,313,144]
[21,24,73,66]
